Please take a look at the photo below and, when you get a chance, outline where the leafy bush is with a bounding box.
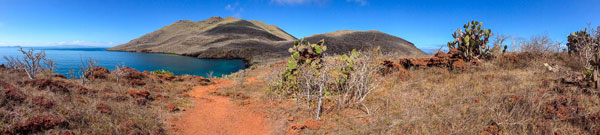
[567,25,600,70]
[447,21,493,60]
[566,25,600,87]
[270,40,380,119]
[152,69,174,75]
[276,39,327,96]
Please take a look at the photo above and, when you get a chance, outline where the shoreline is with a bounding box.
[104,49,252,68]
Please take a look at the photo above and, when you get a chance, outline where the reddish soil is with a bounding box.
[172,79,271,135]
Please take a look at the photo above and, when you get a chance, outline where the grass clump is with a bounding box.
[152,69,174,75]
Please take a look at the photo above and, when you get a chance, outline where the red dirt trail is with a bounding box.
[172,79,271,135]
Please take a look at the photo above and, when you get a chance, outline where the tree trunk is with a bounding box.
[592,67,600,89]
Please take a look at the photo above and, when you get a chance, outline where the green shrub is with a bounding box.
[567,25,600,87]
[447,21,493,60]
[332,49,360,92]
[269,42,380,119]
[152,69,174,75]
[276,39,327,96]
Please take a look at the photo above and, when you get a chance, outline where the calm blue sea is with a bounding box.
[0,47,246,78]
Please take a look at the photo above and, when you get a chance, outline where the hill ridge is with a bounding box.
[108,16,427,63]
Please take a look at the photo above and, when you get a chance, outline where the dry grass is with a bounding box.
[219,48,600,134]
[307,52,599,134]
[0,66,204,134]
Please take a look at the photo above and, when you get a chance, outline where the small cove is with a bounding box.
[0,47,247,78]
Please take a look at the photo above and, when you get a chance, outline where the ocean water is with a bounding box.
[0,47,246,78]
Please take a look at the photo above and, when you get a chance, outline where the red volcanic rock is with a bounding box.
[121,67,144,80]
[1,80,27,102]
[59,130,74,135]
[86,67,110,79]
[102,93,129,102]
[135,98,148,105]
[155,94,169,101]
[176,76,212,84]
[144,84,163,92]
[142,71,152,75]
[126,90,151,99]
[52,74,67,79]
[447,48,463,58]
[74,97,87,104]
[119,120,142,134]
[286,123,306,135]
[46,129,58,135]
[1,126,15,135]
[165,104,180,112]
[128,79,146,86]
[138,49,152,53]
[76,87,92,95]
[391,48,475,72]
[543,96,584,119]
[32,96,55,108]
[433,51,450,58]
[14,115,69,134]
[303,120,324,130]
[96,103,112,114]
[481,121,499,135]
[451,59,467,71]
[397,58,428,69]
[18,79,81,93]
[157,74,176,81]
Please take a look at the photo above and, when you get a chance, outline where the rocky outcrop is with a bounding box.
[382,49,474,72]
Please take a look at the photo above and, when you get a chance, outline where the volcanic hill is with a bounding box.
[107,16,427,63]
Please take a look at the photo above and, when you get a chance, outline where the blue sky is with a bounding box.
[0,0,598,50]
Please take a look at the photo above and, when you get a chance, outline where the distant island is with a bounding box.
[107,16,427,64]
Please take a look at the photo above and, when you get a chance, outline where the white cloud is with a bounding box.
[271,0,366,6]
[0,40,118,47]
[224,2,239,11]
[225,2,244,18]
[346,0,367,6]
[271,0,328,5]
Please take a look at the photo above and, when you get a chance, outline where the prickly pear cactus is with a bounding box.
[447,21,493,60]
[567,28,600,88]
[279,39,327,94]
[333,49,360,88]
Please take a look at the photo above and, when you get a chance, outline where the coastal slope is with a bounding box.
[301,30,428,57]
[108,17,428,63]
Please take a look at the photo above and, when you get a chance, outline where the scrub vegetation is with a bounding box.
[2,21,600,135]
[216,22,600,134]
[0,49,211,134]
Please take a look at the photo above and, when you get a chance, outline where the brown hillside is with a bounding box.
[107,17,427,63]
[301,30,428,57]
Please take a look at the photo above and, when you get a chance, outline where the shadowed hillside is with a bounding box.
[108,17,428,63]
[301,30,427,57]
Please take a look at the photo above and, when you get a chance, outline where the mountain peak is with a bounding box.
[108,18,427,63]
